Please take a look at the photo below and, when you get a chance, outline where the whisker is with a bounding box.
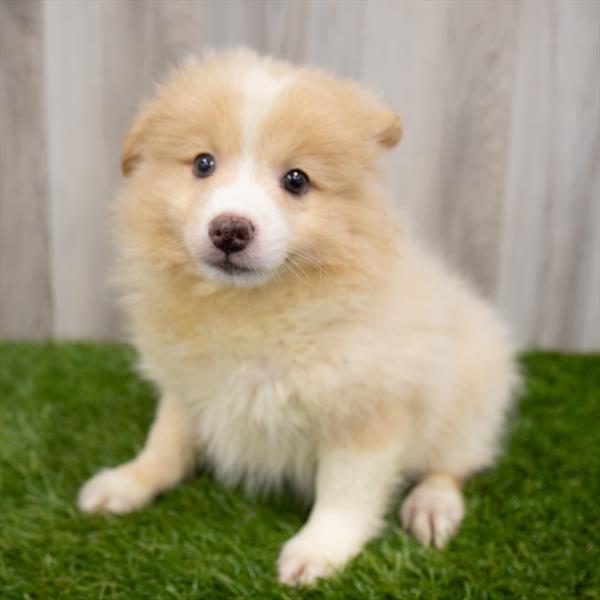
[288,251,336,288]
[151,240,187,261]
[283,259,310,286]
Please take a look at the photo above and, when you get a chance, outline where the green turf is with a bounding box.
[0,342,598,599]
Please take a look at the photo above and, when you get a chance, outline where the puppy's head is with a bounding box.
[120,50,401,288]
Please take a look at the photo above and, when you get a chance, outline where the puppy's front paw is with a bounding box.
[277,527,361,586]
[400,477,465,549]
[77,466,154,514]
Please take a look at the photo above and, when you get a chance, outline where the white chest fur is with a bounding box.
[192,356,318,496]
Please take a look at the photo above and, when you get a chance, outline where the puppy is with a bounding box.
[78,49,518,586]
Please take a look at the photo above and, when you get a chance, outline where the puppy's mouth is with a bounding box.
[200,254,270,288]
[207,257,253,275]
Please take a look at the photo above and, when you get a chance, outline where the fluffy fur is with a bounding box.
[78,49,518,586]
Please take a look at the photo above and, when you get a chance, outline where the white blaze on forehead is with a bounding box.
[188,63,294,287]
[203,160,281,223]
[240,65,292,154]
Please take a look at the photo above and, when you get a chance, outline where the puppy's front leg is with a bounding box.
[278,442,402,586]
[78,393,195,514]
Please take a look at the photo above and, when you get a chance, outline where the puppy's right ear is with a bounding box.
[375,109,402,149]
[121,108,153,176]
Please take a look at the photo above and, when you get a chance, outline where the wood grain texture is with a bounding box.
[42,0,208,339]
[496,0,600,349]
[362,0,518,297]
[44,0,125,339]
[0,0,52,339]
[197,0,366,77]
[432,0,517,297]
[0,0,598,349]
[540,0,599,350]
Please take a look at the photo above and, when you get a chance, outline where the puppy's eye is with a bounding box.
[282,169,310,196]
[193,153,216,178]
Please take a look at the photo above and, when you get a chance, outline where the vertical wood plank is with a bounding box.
[362,0,518,298]
[496,1,556,348]
[42,0,204,339]
[431,0,518,297]
[0,0,52,339]
[539,0,599,349]
[497,0,600,350]
[44,0,125,338]
[361,0,451,236]
[259,0,366,78]
[197,0,365,78]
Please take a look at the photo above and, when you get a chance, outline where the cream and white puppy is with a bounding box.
[78,50,518,586]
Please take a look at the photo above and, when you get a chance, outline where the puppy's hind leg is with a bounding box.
[400,473,465,549]
[78,393,196,514]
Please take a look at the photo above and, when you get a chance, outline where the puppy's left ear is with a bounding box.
[373,108,402,149]
[121,108,154,176]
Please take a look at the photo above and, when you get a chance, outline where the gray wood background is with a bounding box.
[1,0,598,350]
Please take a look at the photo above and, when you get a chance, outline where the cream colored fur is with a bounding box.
[78,49,518,586]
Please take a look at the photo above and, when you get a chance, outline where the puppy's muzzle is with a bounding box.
[209,215,255,254]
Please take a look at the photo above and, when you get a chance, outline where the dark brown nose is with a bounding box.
[209,215,254,254]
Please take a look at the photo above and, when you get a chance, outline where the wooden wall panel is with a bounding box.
[496,0,600,349]
[0,0,598,349]
[0,0,52,339]
[362,0,518,297]
[540,0,599,350]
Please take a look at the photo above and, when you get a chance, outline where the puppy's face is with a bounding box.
[120,51,401,288]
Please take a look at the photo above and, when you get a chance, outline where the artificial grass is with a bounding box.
[0,342,598,599]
